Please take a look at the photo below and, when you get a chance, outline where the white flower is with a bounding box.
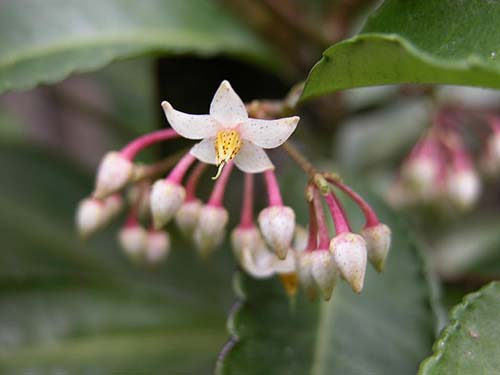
[76,198,104,238]
[162,80,299,177]
[175,199,203,237]
[145,230,171,265]
[446,168,480,210]
[118,225,148,261]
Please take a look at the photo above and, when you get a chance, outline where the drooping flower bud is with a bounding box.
[361,223,391,272]
[446,168,480,210]
[310,250,337,301]
[258,206,296,260]
[150,179,186,229]
[94,152,133,199]
[175,199,202,237]
[118,225,148,261]
[194,205,228,257]
[297,252,317,300]
[102,194,123,222]
[329,232,367,294]
[293,225,308,252]
[145,230,171,265]
[401,156,439,200]
[231,226,262,263]
[76,198,105,238]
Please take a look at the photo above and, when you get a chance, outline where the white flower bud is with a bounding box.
[240,246,276,279]
[297,252,317,300]
[258,206,296,260]
[330,232,367,294]
[150,179,186,229]
[145,230,171,265]
[401,157,439,200]
[447,169,480,210]
[76,198,105,238]
[311,250,337,301]
[118,225,147,260]
[175,199,202,237]
[194,205,228,257]
[102,194,123,223]
[273,249,296,275]
[361,223,391,272]
[231,226,262,263]
[94,152,133,198]
[293,225,308,252]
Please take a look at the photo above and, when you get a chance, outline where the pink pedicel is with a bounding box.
[120,129,180,160]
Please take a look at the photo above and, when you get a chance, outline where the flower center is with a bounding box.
[213,129,241,179]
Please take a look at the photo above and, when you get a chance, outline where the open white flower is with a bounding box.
[162,80,299,178]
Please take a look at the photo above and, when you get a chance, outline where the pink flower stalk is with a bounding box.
[312,187,330,249]
[323,193,351,234]
[120,129,180,160]
[207,161,235,207]
[239,173,255,229]
[94,129,180,198]
[184,162,208,202]
[264,170,283,207]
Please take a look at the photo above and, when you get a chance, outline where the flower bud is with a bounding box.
[194,205,228,257]
[297,252,317,300]
[402,156,440,200]
[102,194,123,223]
[231,226,262,263]
[118,225,147,261]
[240,245,276,279]
[94,152,133,198]
[361,223,391,272]
[76,198,105,238]
[329,232,367,294]
[446,169,480,210]
[175,199,202,237]
[150,179,186,229]
[145,230,171,265]
[311,250,337,301]
[293,225,308,252]
[258,206,296,260]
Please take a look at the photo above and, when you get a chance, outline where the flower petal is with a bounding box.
[209,80,248,126]
[162,101,218,140]
[234,140,274,173]
[240,116,299,149]
[190,138,216,165]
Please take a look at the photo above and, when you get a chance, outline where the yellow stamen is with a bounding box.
[213,130,241,179]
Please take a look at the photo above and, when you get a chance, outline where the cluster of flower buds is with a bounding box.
[389,108,500,211]
[75,80,390,300]
[76,80,299,267]
[295,175,391,300]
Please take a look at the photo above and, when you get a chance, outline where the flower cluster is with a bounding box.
[389,107,500,211]
[75,80,391,299]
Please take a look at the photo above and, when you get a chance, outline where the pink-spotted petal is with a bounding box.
[240,116,299,149]
[234,140,274,173]
[162,101,219,140]
[190,137,216,165]
[209,80,248,127]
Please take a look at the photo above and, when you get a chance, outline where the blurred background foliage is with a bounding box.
[1,0,500,374]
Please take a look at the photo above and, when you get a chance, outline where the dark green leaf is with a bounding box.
[419,282,500,375]
[217,181,440,375]
[302,0,500,100]
[0,143,235,374]
[0,0,279,94]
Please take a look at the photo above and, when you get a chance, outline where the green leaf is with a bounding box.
[302,0,500,101]
[419,282,500,374]
[0,0,279,94]
[217,182,440,375]
[0,143,235,374]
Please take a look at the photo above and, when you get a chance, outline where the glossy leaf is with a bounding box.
[0,0,278,94]
[0,143,234,374]
[419,282,500,374]
[217,180,440,375]
[302,0,500,101]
